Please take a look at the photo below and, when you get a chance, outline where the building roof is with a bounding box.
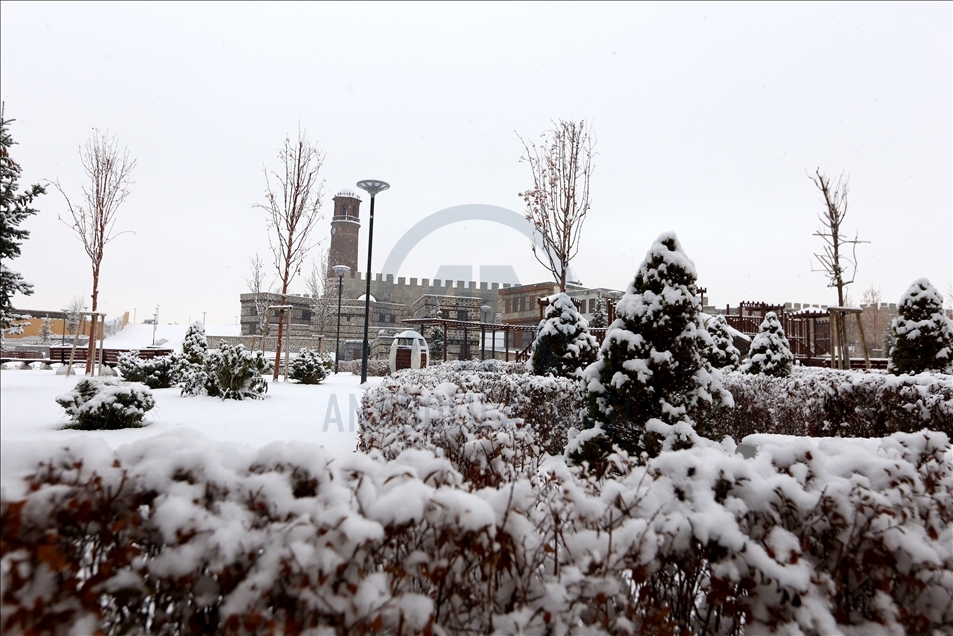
[335,189,362,200]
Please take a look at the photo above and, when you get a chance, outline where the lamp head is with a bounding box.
[356,180,390,197]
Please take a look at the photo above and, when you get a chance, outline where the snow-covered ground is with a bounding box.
[0,365,374,496]
[104,322,241,351]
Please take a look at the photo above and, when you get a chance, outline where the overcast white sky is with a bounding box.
[2,2,950,325]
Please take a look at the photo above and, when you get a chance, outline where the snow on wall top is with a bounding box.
[335,189,362,200]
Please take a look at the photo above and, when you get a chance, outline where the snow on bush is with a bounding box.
[528,292,598,379]
[720,366,953,439]
[579,232,731,468]
[703,313,741,370]
[359,364,581,487]
[180,320,208,364]
[116,350,179,389]
[55,377,155,430]
[336,358,390,377]
[206,342,270,400]
[288,347,331,384]
[3,430,951,634]
[889,278,953,375]
[742,311,794,377]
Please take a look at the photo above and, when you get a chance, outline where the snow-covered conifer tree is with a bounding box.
[703,314,741,370]
[529,292,598,379]
[181,321,208,365]
[40,317,53,344]
[177,321,209,395]
[742,312,793,377]
[888,278,953,375]
[589,297,607,328]
[576,232,730,468]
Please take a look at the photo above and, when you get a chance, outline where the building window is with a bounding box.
[457,310,468,321]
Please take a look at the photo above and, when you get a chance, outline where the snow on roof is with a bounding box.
[335,188,362,200]
[395,330,424,339]
[357,294,377,303]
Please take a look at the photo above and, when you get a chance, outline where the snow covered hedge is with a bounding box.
[719,367,953,439]
[3,431,951,634]
[359,365,580,487]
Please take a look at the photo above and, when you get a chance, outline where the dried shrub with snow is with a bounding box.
[578,232,732,468]
[116,350,179,389]
[359,365,581,487]
[55,378,155,430]
[528,292,598,379]
[288,347,331,384]
[888,278,953,375]
[3,430,951,635]
[717,367,953,439]
[336,358,390,377]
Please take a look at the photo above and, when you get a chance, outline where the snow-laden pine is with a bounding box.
[743,311,794,377]
[889,278,953,375]
[528,292,598,379]
[578,232,731,466]
[702,313,741,370]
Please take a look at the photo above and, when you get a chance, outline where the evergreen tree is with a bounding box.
[742,312,794,377]
[1,108,45,331]
[177,321,209,395]
[428,325,444,360]
[589,297,608,328]
[181,321,208,365]
[529,292,598,379]
[40,317,53,344]
[576,232,730,468]
[888,278,953,375]
[703,314,741,370]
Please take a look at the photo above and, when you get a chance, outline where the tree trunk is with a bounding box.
[85,269,99,375]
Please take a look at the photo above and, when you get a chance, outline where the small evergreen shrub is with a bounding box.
[289,348,330,384]
[742,311,793,377]
[116,350,179,389]
[56,378,155,430]
[888,278,953,375]
[180,321,208,365]
[205,342,270,400]
[702,314,741,370]
[176,322,211,395]
[578,232,731,468]
[529,292,598,379]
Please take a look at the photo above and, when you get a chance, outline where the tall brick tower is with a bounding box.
[327,189,362,275]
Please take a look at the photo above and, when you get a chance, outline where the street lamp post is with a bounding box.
[481,304,492,360]
[356,180,390,384]
[59,309,68,363]
[332,265,351,373]
[202,311,207,326]
[152,306,159,346]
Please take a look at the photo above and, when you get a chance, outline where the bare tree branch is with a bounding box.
[244,253,273,334]
[518,119,595,292]
[809,168,867,306]
[254,128,325,379]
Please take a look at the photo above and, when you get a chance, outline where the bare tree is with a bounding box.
[860,284,884,357]
[255,129,325,379]
[809,169,866,307]
[244,253,272,334]
[304,250,334,340]
[52,131,136,373]
[518,119,595,292]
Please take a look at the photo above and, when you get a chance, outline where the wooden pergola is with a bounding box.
[401,318,542,362]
